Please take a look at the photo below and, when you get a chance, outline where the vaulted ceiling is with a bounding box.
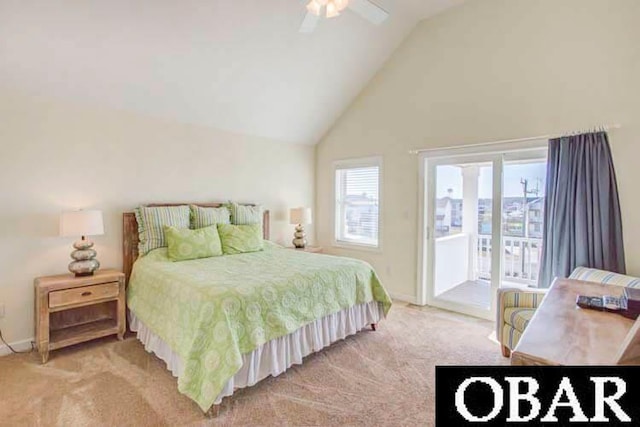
[0,0,464,144]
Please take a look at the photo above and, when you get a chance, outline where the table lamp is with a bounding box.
[60,210,104,276]
[289,207,312,249]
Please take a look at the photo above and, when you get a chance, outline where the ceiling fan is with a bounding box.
[299,0,390,33]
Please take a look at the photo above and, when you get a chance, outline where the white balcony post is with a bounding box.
[461,166,480,281]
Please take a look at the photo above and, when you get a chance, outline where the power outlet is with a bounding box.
[0,304,5,319]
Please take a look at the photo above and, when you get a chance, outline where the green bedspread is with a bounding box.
[127,244,392,411]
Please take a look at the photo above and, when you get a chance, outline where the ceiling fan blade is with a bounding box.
[347,0,389,25]
[299,11,320,33]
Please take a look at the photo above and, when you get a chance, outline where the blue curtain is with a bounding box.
[538,131,625,287]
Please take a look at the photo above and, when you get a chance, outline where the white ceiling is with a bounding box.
[0,0,464,145]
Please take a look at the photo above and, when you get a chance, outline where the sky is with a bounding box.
[436,162,546,199]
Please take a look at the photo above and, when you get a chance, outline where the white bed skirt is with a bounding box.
[129,301,384,406]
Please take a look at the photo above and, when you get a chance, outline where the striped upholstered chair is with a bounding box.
[497,267,640,357]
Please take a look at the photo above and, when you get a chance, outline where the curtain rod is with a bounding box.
[408,123,622,155]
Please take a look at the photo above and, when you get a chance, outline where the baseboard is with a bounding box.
[0,337,34,357]
[388,292,419,305]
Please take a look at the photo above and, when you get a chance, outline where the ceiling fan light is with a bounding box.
[306,0,322,16]
[334,0,349,11]
[326,1,340,18]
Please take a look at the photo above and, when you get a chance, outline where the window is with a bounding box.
[334,157,381,248]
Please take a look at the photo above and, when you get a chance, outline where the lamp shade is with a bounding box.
[60,210,104,237]
[289,207,312,225]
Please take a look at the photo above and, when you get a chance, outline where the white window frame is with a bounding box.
[333,156,383,252]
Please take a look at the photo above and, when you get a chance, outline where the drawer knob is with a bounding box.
[81,291,92,297]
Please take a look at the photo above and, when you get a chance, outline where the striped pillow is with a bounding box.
[190,205,231,229]
[569,267,640,288]
[229,202,263,225]
[135,205,190,256]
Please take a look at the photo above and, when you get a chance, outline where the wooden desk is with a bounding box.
[512,278,640,366]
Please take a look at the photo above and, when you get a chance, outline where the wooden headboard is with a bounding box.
[123,203,270,284]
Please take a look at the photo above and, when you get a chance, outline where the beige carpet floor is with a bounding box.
[0,304,507,426]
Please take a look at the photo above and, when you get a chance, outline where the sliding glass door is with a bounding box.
[501,155,547,287]
[424,154,503,319]
[420,147,547,320]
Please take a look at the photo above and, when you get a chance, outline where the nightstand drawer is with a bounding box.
[49,282,120,309]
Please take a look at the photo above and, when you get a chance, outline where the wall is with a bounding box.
[316,0,640,302]
[434,234,469,295]
[0,89,315,348]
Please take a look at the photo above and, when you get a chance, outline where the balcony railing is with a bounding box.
[476,234,543,287]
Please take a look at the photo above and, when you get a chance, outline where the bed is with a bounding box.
[123,203,392,415]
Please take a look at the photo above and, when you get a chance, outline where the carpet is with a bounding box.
[0,304,507,426]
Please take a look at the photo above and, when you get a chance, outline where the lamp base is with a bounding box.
[292,224,307,249]
[68,237,100,276]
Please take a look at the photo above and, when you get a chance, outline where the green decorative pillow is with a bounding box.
[164,225,222,261]
[217,223,264,255]
[229,202,263,225]
[190,205,231,229]
[135,205,190,256]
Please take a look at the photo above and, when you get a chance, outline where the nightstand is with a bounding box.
[288,246,323,254]
[34,269,125,363]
